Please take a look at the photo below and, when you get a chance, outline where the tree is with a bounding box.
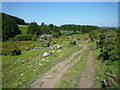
[1,13,26,25]
[27,22,40,36]
[52,26,61,38]
[2,13,21,41]
[60,24,99,33]
[41,22,45,26]
[39,23,51,34]
[48,24,54,30]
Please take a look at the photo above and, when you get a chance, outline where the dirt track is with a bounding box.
[31,45,88,88]
[78,47,95,88]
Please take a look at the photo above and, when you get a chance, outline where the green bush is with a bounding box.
[70,40,77,46]
[27,22,40,35]
[2,48,21,56]
[2,49,10,56]
[52,32,60,38]
[10,48,21,56]
[8,38,14,41]
[32,35,38,41]
[14,34,32,41]
[37,34,52,47]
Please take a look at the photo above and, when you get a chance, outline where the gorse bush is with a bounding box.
[14,34,32,41]
[52,32,60,38]
[32,35,38,41]
[9,48,21,56]
[97,30,119,61]
[89,29,119,62]
[70,40,77,46]
[2,48,21,56]
[37,34,52,47]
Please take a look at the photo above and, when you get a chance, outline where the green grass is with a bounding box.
[80,41,96,49]
[0,41,1,90]
[18,25,28,34]
[2,41,41,55]
[56,49,89,88]
[2,34,92,88]
[2,36,83,88]
[92,49,119,88]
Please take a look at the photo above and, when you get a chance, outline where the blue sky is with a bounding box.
[2,2,118,27]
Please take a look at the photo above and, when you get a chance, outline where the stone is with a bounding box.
[41,59,45,61]
[45,75,52,79]
[50,50,55,53]
[57,50,62,52]
[29,47,41,51]
[43,52,50,57]
[49,45,61,49]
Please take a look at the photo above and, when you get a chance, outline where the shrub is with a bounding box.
[27,22,40,35]
[52,32,60,38]
[70,40,77,46]
[14,34,32,41]
[32,35,38,41]
[8,38,14,41]
[10,48,21,56]
[37,34,52,47]
[2,49,10,56]
[2,48,21,56]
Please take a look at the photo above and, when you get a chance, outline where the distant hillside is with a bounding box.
[1,13,26,25]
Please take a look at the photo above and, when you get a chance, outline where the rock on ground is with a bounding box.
[43,52,50,57]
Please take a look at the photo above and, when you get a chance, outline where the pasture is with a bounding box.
[2,34,89,88]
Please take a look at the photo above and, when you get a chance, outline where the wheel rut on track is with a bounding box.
[78,46,95,88]
[31,45,87,88]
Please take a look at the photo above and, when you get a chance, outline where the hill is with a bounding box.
[1,13,26,25]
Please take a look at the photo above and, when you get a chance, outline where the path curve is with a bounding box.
[78,47,95,88]
[31,45,87,88]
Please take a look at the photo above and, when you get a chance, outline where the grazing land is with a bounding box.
[2,12,119,88]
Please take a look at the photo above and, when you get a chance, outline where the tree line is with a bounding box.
[2,13,99,41]
[2,13,21,41]
[27,22,99,38]
[1,13,26,25]
[60,24,99,33]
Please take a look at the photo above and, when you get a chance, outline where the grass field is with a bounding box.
[18,25,28,34]
[2,35,85,88]
[3,29,118,88]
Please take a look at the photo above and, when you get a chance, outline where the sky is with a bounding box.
[2,2,118,27]
[1,0,120,2]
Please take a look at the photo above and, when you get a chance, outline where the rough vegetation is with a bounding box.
[2,13,21,41]
[89,29,119,88]
[2,13,119,88]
